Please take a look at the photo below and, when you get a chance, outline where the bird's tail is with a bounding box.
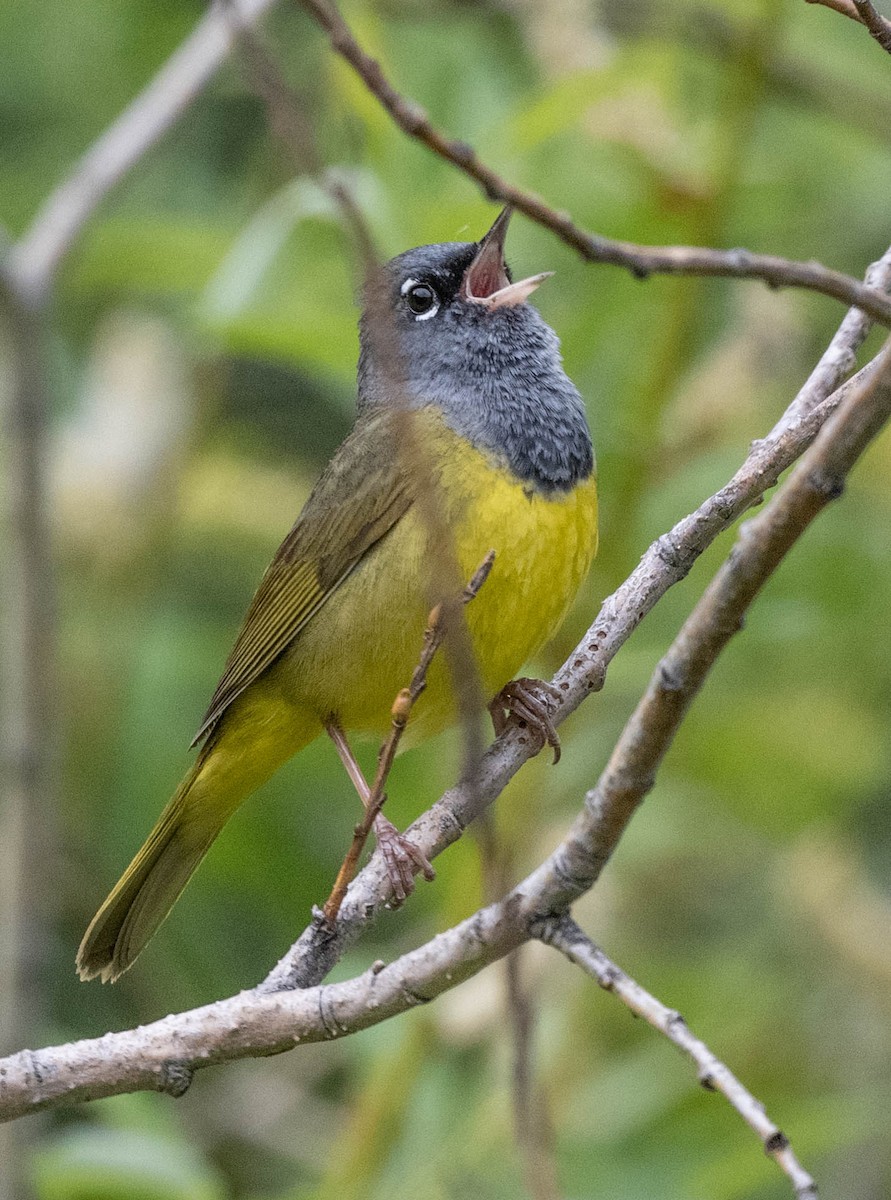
[76,755,228,983]
[77,693,315,983]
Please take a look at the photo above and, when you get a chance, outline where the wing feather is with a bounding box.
[192,410,412,745]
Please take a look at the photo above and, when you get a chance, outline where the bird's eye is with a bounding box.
[401,278,440,320]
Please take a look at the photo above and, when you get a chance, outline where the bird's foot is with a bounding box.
[374,814,435,905]
[489,677,562,764]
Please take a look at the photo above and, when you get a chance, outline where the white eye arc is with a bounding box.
[401,277,440,321]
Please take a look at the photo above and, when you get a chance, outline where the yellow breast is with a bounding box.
[280,409,598,741]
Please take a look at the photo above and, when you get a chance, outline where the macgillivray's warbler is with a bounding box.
[77,208,598,982]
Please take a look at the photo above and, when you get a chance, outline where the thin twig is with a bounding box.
[806,0,891,52]
[5,0,281,303]
[220,0,378,271]
[504,949,561,1200]
[538,917,818,1200]
[852,0,891,52]
[321,552,495,922]
[295,0,891,326]
[369,552,495,810]
[805,0,863,19]
[477,817,561,1200]
[0,259,59,1200]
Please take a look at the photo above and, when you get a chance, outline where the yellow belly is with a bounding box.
[271,411,599,741]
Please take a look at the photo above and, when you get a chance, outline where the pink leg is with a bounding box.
[326,720,371,803]
[489,678,562,764]
[324,720,435,902]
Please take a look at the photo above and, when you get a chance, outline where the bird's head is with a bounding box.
[357,208,592,494]
[382,206,550,327]
[358,207,556,405]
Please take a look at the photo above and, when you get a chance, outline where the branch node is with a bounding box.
[159,1061,194,1098]
[597,963,620,991]
[807,467,846,500]
[401,99,428,134]
[391,687,412,723]
[665,1010,687,1035]
[450,139,476,167]
[658,662,685,693]
[400,979,432,1006]
[764,1129,790,1153]
[655,533,690,572]
[318,990,340,1039]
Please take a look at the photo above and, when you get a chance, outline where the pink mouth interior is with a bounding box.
[468,255,509,295]
[465,253,509,299]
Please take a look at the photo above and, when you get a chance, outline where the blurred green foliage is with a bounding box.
[2,0,891,1197]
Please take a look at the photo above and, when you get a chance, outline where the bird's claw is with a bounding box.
[490,677,562,764]
[374,814,435,905]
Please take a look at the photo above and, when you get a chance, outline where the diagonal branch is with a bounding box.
[296,0,891,326]
[852,0,891,51]
[805,0,891,53]
[538,916,817,1200]
[518,338,891,918]
[2,322,890,1134]
[260,244,891,993]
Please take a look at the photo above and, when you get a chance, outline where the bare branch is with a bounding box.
[5,0,281,303]
[0,890,528,1121]
[806,0,891,53]
[804,0,863,20]
[261,244,891,994]
[3,316,890,1127]
[519,337,891,917]
[538,917,818,1200]
[219,0,378,272]
[853,0,891,52]
[1,2,886,1186]
[477,818,561,1200]
[296,0,891,326]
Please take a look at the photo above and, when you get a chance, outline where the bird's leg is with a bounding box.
[488,678,562,764]
[324,720,435,904]
[325,719,372,804]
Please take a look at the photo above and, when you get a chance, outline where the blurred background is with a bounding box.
[1,0,891,1196]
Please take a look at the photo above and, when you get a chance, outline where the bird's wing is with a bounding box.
[192,409,413,745]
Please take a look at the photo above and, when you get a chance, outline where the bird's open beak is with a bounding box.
[462,207,552,310]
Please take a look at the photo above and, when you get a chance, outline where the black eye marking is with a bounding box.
[400,278,440,320]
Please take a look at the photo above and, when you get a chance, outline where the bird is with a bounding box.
[77,208,598,983]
